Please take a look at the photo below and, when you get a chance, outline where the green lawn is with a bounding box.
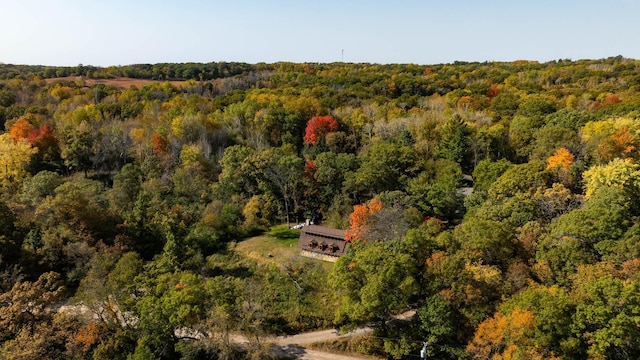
[233,224,334,272]
[232,225,301,265]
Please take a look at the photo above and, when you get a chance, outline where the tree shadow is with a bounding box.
[271,343,307,359]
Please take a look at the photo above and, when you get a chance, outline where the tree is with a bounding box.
[531,125,580,161]
[353,141,417,195]
[329,239,419,335]
[546,147,574,172]
[466,308,561,360]
[35,177,115,246]
[583,158,640,201]
[0,272,64,342]
[135,271,209,359]
[345,198,383,242]
[407,160,464,220]
[598,126,638,161]
[27,124,62,171]
[581,118,640,163]
[313,151,359,202]
[9,117,34,142]
[18,170,64,207]
[454,217,515,269]
[499,285,577,358]
[472,158,513,193]
[257,148,304,227]
[0,89,16,107]
[151,133,170,158]
[410,294,467,359]
[303,115,339,145]
[572,275,640,359]
[508,115,546,161]
[216,145,258,198]
[437,114,472,170]
[61,121,95,177]
[487,161,548,199]
[75,251,143,328]
[0,134,38,192]
[535,188,632,286]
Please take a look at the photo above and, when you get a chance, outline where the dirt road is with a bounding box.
[271,326,378,360]
[270,310,415,359]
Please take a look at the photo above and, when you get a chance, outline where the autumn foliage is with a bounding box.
[151,133,170,157]
[487,85,500,99]
[598,126,637,160]
[604,94,621,105]
[303,116,339,145]
[467,308,559,360]
[345,198,383,242]
[9,118,34,143]
[546,147,574,171]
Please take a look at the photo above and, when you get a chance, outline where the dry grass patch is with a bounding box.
[45,76,188,89]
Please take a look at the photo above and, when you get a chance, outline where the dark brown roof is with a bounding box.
[301,225,346,239]
[298,225,348,257]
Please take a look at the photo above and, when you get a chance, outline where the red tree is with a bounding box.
[151,133,170,157]
[28,125,57,149]
[303,116,339,145]
[487,85,500,99]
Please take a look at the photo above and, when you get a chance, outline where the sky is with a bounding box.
[1,0,639,67]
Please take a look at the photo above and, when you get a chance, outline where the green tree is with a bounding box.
[572,275,640,359]
[536,188,632,286]
[471,158,513,193]
[18,170,64,207]
[353,141,417,196]
[329,239,419,336]
[312,151,359,213]
[254,147,304,226]
[407,159,464,220]
[61,121,96,177]
[437,115,472,170]
[135,271,209,359]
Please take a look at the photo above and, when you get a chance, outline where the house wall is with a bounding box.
[300,249,340,263]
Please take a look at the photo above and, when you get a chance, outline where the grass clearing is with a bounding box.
[232,224,334,272]
[232,225,301,266]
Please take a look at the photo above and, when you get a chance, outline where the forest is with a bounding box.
[1,56,640,359]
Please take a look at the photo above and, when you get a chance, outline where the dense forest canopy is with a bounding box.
[1,56,640,359]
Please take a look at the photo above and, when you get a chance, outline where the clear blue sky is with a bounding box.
[1,0,638,66]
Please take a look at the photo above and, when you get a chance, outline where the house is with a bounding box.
[297,225,348,262]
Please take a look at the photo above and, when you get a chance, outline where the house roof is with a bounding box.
[298,225,348,257]
[301,224,346,239]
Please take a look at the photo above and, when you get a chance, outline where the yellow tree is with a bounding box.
[546,147,574,171]
[583,158,640,198]
[0,134,38,192]
[467,308,560,360]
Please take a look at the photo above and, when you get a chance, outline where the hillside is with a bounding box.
[1,58,640,359]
